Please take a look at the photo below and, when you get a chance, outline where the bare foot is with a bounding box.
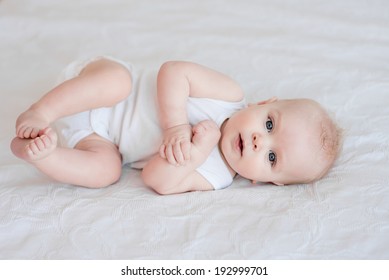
[15,107,50,139]
[11,127,58,162]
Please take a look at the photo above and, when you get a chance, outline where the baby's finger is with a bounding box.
[159,144,167,159]
[165,144,177,166]
[173,142,185,165]
[181,141,191,161]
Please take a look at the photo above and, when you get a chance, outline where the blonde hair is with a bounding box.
[315,110,343,180]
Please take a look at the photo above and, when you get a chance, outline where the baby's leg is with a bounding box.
[16,58,132,139]
[11,131,122,188]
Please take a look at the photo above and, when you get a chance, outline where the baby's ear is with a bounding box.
[256,96,278,106]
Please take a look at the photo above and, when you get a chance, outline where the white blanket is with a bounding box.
[1,0,388,259]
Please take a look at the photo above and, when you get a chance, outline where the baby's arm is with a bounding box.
[157,61,244,165]
[142,120,220,194]
[143,61,243,194]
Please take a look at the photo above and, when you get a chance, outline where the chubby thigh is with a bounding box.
[71,133,122,188]
[54,111,123,187]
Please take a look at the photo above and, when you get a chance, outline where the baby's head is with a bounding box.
[220,97,341,185]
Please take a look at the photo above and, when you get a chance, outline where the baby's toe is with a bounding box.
[34,137,45,151]
[27,141,39,156]
[16,126,27,138]
[43,127,58,144]
[40,135,52,147]
[30,128,41,139]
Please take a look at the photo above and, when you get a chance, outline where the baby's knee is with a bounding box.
[86,167,122,189]
[82,152,122,188]
[81,58,133,103]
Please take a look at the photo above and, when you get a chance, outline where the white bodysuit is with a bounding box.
[56,57,246,190]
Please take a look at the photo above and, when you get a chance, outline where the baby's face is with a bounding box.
[220,99,325,185]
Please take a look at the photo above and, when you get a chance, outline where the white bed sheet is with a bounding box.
[1,0,389,259]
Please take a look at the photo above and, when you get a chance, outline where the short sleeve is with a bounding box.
[196,147,234,190]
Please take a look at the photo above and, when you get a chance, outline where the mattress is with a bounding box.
[1,0,388,259]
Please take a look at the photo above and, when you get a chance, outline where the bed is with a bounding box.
[1,0,388,260]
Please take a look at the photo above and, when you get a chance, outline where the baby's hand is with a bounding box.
[159,124,192,166]
[192,120,221,156]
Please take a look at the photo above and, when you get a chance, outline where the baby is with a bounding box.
[11,57,340,194]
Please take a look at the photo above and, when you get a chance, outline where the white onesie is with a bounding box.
[56,57,246,190]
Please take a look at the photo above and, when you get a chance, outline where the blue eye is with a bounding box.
[269,151,276,166]
[266,117,273,132]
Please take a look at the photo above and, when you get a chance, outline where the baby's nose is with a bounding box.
[252,133,262,151]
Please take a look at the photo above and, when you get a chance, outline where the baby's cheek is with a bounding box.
[237,160,260,180]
